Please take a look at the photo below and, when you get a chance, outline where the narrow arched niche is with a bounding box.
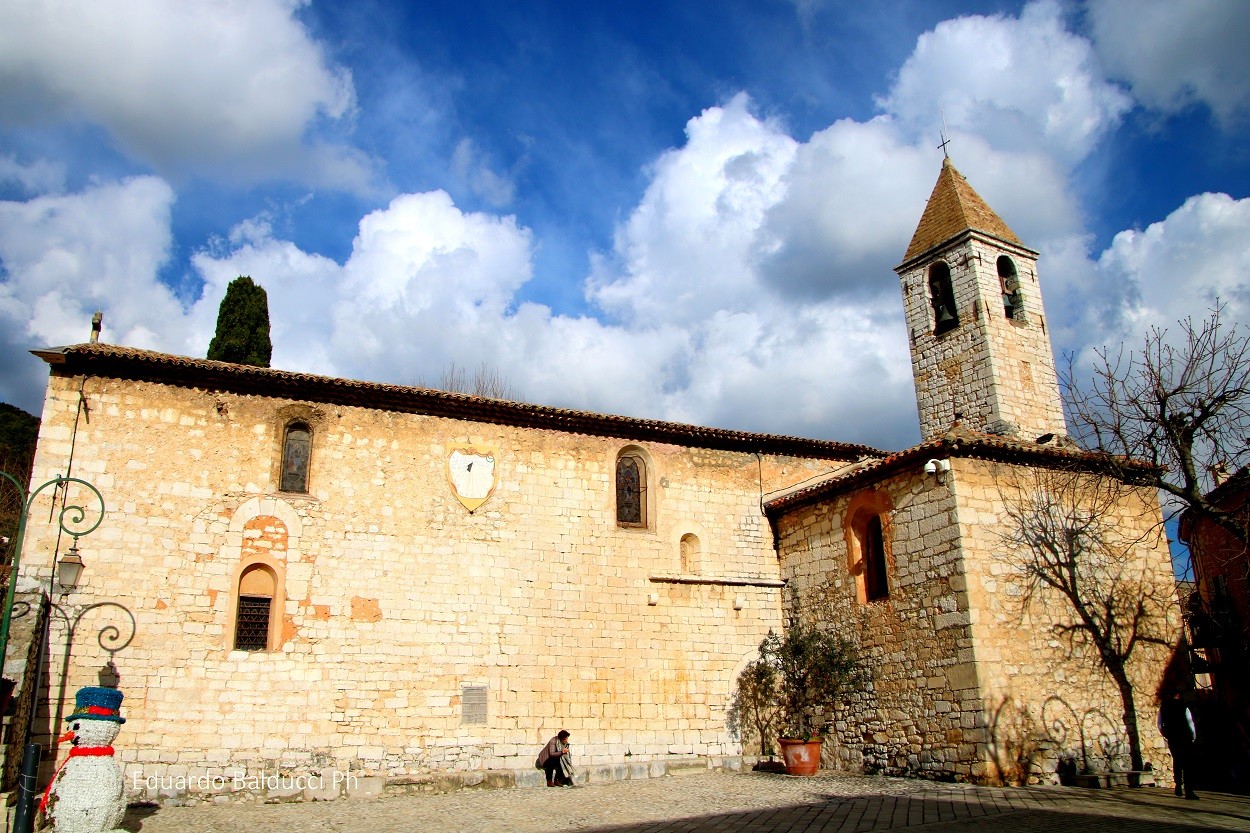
[680,533,701,574]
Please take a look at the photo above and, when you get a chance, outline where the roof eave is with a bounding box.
[895,228,1041,274]
[36,344,886,461]
[764,436,1156,518]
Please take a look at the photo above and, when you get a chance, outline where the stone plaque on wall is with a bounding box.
[461,684,488,725]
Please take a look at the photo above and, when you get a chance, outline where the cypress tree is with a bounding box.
[207,276,272,367]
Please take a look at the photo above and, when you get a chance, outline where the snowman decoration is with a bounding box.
[40,686,127,833]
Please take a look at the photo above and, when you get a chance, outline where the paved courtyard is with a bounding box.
[121,771,1250,833]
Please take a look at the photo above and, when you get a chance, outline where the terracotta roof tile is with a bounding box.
[902,158,1024,262]
[764,424,1156,517]
[33,343,884,461]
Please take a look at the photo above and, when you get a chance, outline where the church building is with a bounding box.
[7,160,1179,798]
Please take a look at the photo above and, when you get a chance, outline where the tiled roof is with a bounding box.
[901,158,1026,263]
[32,343,884,461]
[1178,466,1250,539]
[763,424,1157,517]
[1200,465,1250,505]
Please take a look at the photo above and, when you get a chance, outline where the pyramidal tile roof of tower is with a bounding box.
[902,157,1024,262]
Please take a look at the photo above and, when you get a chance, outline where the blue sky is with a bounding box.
[1,0,1248,453]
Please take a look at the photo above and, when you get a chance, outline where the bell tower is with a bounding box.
[895,158,1067,442]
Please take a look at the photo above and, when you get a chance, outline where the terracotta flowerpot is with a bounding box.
[778,738,822,776]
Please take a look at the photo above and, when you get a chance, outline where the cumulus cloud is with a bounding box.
[1035,192,1250,380]
[178,96,918,447]
[0,176,182,409]
[588,95,798,325]
[0,0,374,190]
[1091,193,1250,338]
[754,117,929,300]
[1088,0,1250,124]
[883,0,1131,166]
[3,0,1244,454]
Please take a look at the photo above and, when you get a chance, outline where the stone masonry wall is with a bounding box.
[776,469,985,780]
[776,457,1178,785]
[21,372,845,799]
[899,235,1066,443]
[952,457,1180,783]
[0,589,45,791]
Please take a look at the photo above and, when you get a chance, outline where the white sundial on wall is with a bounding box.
[448,446,498,512]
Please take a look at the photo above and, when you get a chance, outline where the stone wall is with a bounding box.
[953,458,1179,783]
[775,457,1179,784]
[898,234,1066,442]
[1,589,46,791]
[776,468,984,779]
[21,372,845,798]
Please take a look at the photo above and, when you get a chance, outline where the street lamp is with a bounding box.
[0,473,103,833]
[55,542,85,592]
[0,473,104,685]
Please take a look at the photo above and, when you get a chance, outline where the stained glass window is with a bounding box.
[281,423,311,493]
[616,454,645,526]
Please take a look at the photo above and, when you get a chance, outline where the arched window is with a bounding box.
[234,564,277,651]
[860,515,889,601]
[280,423,312,493]
[843,489,893,604]
[998,256,1021,319]
[616,451,647,528]
[680,533,700,574]
[928,262,958,335]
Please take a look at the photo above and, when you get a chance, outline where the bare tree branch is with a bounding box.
[1064,304,1250,558]
[996,465,1174,773]
[429,361,523,402]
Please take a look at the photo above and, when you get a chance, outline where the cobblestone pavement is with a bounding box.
[122,771,1250,833]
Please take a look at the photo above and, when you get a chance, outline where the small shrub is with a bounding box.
[730,622,863,749]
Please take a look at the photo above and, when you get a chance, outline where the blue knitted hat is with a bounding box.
[68,686,125,723]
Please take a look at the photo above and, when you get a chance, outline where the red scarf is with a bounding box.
[39,746,115,816]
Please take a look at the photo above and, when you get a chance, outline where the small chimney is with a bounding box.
[90,311,103,343]
[1209,462,1230,487]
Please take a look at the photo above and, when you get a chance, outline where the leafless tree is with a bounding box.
[433,361,522,402]
[1064,305,1250,554]
[997,466,1174,774]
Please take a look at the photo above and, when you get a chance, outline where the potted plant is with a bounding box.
[731,622,861,776]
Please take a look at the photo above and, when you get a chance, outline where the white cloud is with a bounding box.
[451,139,517,208]
[1032,192,1250,385]
[0,154,66,195]
[0,0,374,190]
[755,116,936,299]
[4,1,1243,455]
[0,176,182,409]
[588,94,798,326]
[1092,193,1250,338]
[180,96,919,447]
[0,3,1122,450]
[1089,0,1250,124]
[577,95,920,444]
[883,0,1131,166]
